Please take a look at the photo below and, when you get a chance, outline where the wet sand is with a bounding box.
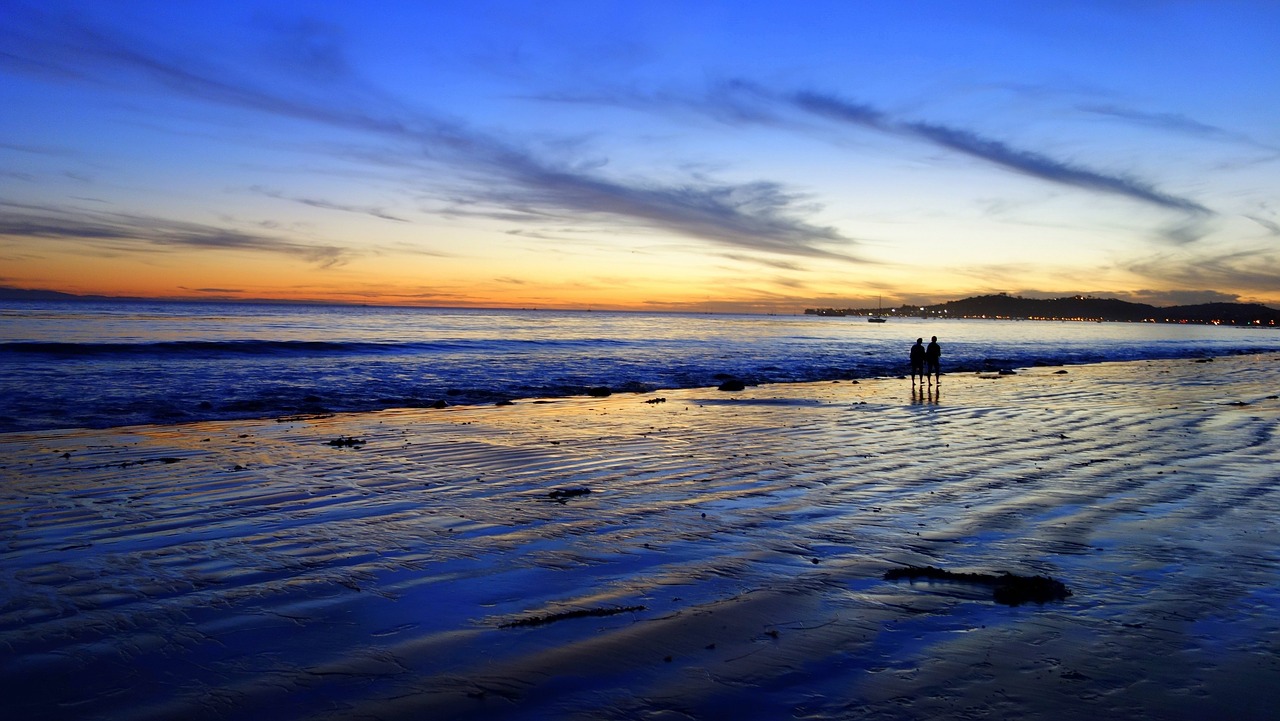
[2,354,1278,720]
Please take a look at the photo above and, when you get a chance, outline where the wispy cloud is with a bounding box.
[1079,104,1227,136]
[463,171,852,259]
[1127,247,1280,297]
[1078,103,1274,150]
[0,7,858,262]
[0,200,349,266]
[1157,215,1216,245]
[719,254,806,271]
[1245,215,1280,235]
[179,286,245,294]
[248,185,408,222]
[0,141,79,157]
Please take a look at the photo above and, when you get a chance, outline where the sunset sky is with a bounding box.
[2,1,1278,311]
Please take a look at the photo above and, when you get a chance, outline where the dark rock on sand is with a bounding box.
[117,457,182,469]
[883,565,1071,606]
[718,379,746,391]
[644,397,667,404]
[548,487,592,502]
[586,387,612,397]
[326,436,367,448]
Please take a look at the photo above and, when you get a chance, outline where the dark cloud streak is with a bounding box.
[0,200,349,266]
[904,120,1209,214]
[787,89,1210,216]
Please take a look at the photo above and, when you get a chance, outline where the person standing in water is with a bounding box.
[925,336,941,385]
[910,338,926,385]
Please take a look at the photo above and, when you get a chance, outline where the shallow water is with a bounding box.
[3,299,1278,432]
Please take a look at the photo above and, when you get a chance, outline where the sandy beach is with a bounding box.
[2,354,1278,720]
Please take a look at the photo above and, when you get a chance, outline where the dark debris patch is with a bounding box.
[79,455,183,473]
[883,565,1072,606]
[102,457,183,470]
[143,456,181,465]
[547,487,592,502]
[325,436,367,448]
[499,605,646,629]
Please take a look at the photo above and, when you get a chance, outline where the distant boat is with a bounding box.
[868,296,888,323]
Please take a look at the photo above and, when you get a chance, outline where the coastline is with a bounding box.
[3,354,1279,719]
[8,302,1280,435]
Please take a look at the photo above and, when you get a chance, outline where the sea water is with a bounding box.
[3,299,1278,433]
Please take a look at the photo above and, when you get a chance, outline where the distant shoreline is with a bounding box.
[5,286,1278,322]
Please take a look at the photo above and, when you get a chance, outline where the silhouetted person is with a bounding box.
[910,338,925,385]
[925,336,941,385]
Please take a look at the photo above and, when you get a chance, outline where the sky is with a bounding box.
[2,0,1278,312]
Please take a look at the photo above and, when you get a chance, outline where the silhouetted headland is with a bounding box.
[808,293,1280,325]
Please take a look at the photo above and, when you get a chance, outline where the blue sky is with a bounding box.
[2,0,1278,310]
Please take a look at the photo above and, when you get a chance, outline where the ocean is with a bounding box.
[3,299,1278,433]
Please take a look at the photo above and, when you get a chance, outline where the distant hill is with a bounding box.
[0,287,104,301]
[1161,302,1280,324]
[807,294,1280,325]
[0,287,336,306]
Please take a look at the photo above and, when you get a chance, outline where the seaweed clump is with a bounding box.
[884,565,1071,606]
